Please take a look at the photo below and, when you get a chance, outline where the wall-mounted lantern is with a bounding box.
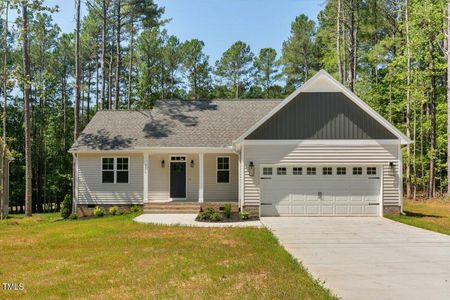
[161,160,165,168]
[190,160,194,168]
[389,161,395,168]
[249,161,255,177]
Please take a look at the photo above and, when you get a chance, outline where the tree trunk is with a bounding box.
[74,0,81,211]
[114,0,121,110]
[348,0,356,92]
[447,2,450,197]
[405,0,412,199]
[1,0,8,220]
[74,0,81,140]
[336,0,342,83]
[127,20,134,109]
[428,38,437,199]
[22,2,32,217]
[96,42,99,112]
[101,0,108,110]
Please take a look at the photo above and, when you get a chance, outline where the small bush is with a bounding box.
[117,208,125,215]
[130,205,141,213]
[60,195,72,219]
[69,213,78,220]
[109,206,119,215]
[93,206,105,217]
[210,212,222,222]
[198,208,215,220]
[240,211,250,220]
[223,203,232,218]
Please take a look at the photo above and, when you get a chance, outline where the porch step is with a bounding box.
[143,202,201,214]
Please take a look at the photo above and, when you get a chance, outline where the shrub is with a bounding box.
[69,213,78,220]
[60,195,72,219]
[210,212,222,222]
[130,205,141,213]
[223,203,232,218]
[93,206,105,217]
[109,206,119,215]
[240,211,250,220]
[198,208,215,220]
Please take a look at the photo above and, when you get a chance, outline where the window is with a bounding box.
[102,158,114,183]
[323,167,332,175]
[293,167,302,175]
[102,157,129,184]
[367,167,377,175]
[277,167,287,175]
[353,167,362,175]
[116,158,129,183]
[337,167,347,175]
[217,157,230,183]
[262,167,273,176]
[307,167,316,175]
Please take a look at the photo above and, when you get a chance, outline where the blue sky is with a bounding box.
[34,0,324,63]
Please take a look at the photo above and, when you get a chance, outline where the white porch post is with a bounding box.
[143,153,149,203]
[198,153,204,203]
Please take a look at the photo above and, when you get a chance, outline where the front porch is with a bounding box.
[143,151,240,205]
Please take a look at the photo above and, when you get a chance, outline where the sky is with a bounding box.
[24,0,325,64]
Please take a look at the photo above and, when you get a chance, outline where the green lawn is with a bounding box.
[386,199,450,235]
[0,213,335,299]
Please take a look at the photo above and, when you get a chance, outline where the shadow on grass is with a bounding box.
[403,210,443,218]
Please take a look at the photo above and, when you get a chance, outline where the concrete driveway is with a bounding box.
[261,217,450,300]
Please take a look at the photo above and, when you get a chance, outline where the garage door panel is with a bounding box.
[260,166,381,217]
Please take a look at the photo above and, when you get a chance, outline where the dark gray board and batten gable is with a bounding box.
[246,92,397,140]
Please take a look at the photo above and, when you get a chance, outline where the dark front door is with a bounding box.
[170,162,186,199]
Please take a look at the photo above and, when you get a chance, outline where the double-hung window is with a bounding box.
[217,157,230,183]
[102,157,129,184]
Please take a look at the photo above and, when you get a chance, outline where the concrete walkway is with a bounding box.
[134,213,262,227]
[261,217,450,300]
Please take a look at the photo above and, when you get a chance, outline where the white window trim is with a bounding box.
[352,167,363,175]
[216,156,231,184]
[322,167,333,175]
[292,167,303,175]
[367,167,377,175]
[336,167,347,175]
[306,167,317,175]
[276,167,287,175]
[100,156,130,184]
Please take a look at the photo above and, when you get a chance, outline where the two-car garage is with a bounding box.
[260,165,381,217]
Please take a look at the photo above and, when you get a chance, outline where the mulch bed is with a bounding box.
[195,212,258,223]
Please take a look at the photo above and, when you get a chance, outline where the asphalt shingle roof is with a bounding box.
[71,99,281,151]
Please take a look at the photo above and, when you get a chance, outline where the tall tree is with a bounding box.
[282,14,317,89]
[19,0,32,216]
[182,39,211,99]
[215,41,255,99]
[254,48,280,98]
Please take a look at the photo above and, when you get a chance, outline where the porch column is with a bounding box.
[198,153,204,203]
[143,153,149,203]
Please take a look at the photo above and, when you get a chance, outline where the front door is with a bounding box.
[170,162,186,199]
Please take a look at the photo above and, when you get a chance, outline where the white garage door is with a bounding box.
[260,165,381,217]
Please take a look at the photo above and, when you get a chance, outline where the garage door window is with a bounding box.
[367,167,377,175]
[307,167,316,175]
[293,167,302,175]
[322,167,332,175]
[277,167,287,175]
[262,167,272,175]
[353,167,362,175]
[337,167,347,175]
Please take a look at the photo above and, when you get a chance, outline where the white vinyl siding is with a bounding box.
[243,143,401,208]
[77,153,143,204]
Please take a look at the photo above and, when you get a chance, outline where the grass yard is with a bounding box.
[0,213,335,299]
[386,198,450,235]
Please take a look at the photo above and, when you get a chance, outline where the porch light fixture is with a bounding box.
[249,161,255,177]
[389,161,395,168]
[190,160,194,168]
[161,160,165,168]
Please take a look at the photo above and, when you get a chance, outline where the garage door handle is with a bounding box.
[260,177,272,180]
[261,203,273,206]
[368,203,379,206]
